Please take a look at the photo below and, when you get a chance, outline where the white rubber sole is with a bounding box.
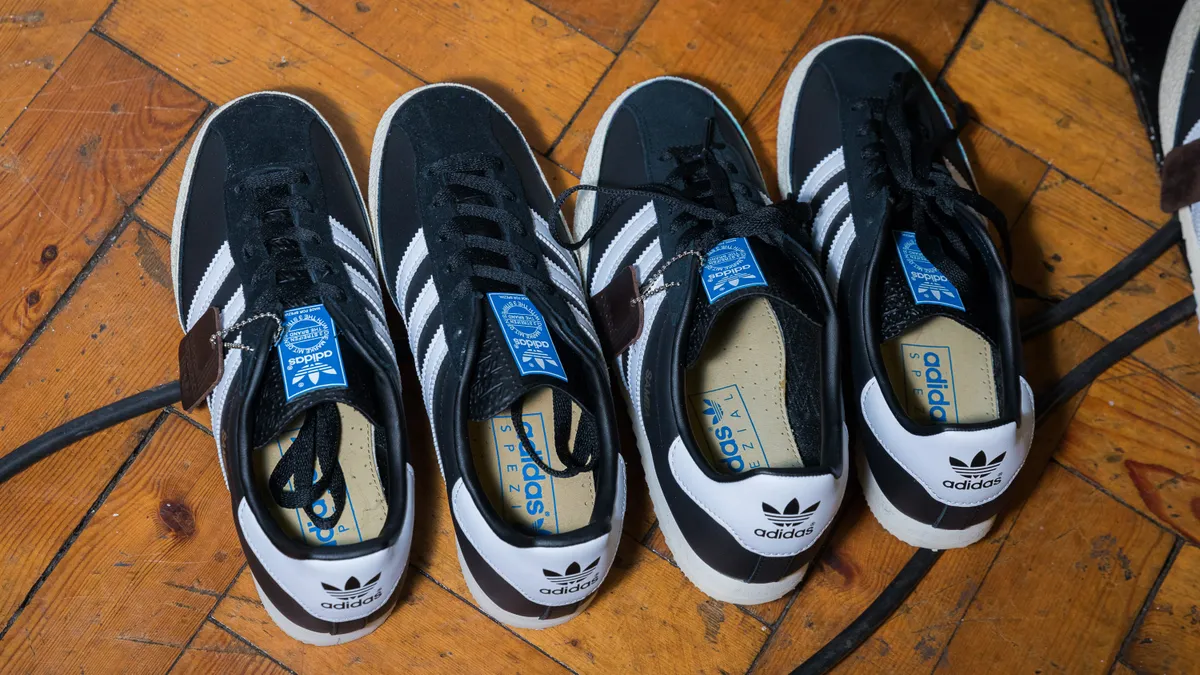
[1159,0,1200,315]
[776,34,975,198]
[456,547,593,629]
[573,75,762,289]
[854,448,993,550]
[252,577,392,646]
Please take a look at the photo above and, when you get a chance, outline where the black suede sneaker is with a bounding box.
[369,84,626,628]
[777,37,1034,549]
[571,77,848,604]
[172,92,414,645]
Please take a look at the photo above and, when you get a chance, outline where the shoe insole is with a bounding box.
[255,403,388,546]
[469,387,596,536]
[882,316,999,424]
[684,297,804,474]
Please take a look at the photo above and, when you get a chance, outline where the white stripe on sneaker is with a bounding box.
[813,182,850,250]
[344,263,387,323]
[799,148,845,202]
[408,277,439,358]
[330,216,376,275]
[420,325,448,415]
[592,201,656,295]
[394,228,429,317]
[187,241,234,330]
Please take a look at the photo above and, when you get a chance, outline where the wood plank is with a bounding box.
[529,0,655,52]
[1055,355,1200,545]
[301,0,612,152]
[745,0,979,196]
[945,2,1162,222]
[0,415,245,673]
[0,0,113,136]
[1125,544,1200,675]
[171,622,288,675]
[935,464,1175,674]
[1002,0,1112,62]
[0,33,204,368]
[959,122,1049,230]
[0,222,194,622]
[211,568,567,673]
[99,0,423,184]
[549,0,825,173]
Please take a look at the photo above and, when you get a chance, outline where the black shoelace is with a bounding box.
[236,168,350,530]
[854,70,1011,293]
[427,152,598,479]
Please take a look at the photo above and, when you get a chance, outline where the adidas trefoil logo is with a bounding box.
[945,451,1006,490]
[320,573,383,610]
[755,499,819,539]
[701,398,724,425]
[541,558,600,595]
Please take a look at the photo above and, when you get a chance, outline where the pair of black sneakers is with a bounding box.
[172,35,1033,644]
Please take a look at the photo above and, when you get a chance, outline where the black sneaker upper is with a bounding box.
[172,92,413,637]
[369,84,625,623]
[778,37,1034,532]
[576,77,848,589]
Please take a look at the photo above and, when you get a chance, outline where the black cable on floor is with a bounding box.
[0,380,181,485]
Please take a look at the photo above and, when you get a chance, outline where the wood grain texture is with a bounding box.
[300,0,612,152]
[530,0,655,51]
[1001,0,1112,62]
[1011,171,1200,397]
[0,415,245,674]
[211,568,568,674]
[945,2,1161,222]
[1124,544,1200,674]
[549,0,825,173]
[99,0,423,183]
[171,622,288,675]
[745,0,978,195]
[0,223,190,623]
[0,0,113,135]
[959,122,1049,230]
[935,464,1175,674]
[0,33,203,368]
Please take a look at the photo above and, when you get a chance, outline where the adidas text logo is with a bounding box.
[541,559,600,595]
[944,451,1006,490]
[755,499,819,539]
[320,573,383,610]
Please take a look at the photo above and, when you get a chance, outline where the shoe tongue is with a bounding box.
[879,225,991,342]
[685,237,823,367]
[251,303,379,449]
[467,292,592,421]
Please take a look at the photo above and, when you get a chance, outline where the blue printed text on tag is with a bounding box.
[277,304,349,401]
[894,231,965,311]
[487,293,568,382]
[701,238,767,303]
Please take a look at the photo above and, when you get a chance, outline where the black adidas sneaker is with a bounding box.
[172,92,414,644]
[368,84,625,628]
[1161,0,1200,302]
[777,37,1034,549]
[572,77,848,604]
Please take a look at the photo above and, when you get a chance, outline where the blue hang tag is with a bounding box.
[277,304,349,401]
[487,293,568,382]
[700,238,767,303]
[894,231,966,311]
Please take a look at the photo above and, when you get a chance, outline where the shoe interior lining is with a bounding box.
[255,403,388,546]
[469,386,596,536]
[684,297,806,474]
[882,316,999,424]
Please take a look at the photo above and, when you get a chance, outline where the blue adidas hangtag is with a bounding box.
[276,304,349,401]
[487,293,568,382]
[700,238,767,303]
[894,231,966,311]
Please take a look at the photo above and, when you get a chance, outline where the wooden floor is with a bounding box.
[0,0,1196,672]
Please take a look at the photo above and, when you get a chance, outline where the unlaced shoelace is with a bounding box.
[427,152,598,479]
[236,168,350,530]
[853,70,1011,293]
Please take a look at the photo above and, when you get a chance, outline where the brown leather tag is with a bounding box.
[179,307,223,412]
[588,265,643,358]
[1162,139,1200,212]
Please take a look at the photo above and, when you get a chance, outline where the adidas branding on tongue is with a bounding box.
[277,304,348,400]
[701,238,766,302]
[895,231,965,311]
[488,292,567,382]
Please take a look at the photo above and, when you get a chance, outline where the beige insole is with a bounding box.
[469,387,596,535]
[256,403,388,546]
[684,297,804,474]
[882,316,999,424]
